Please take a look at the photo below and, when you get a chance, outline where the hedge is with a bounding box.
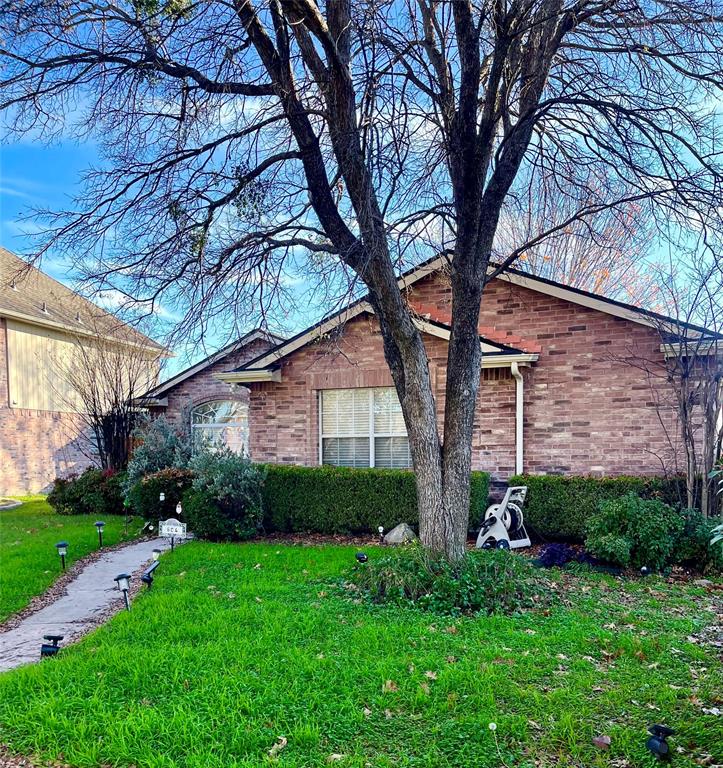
[509,473,687,541]
[260,465,490,534]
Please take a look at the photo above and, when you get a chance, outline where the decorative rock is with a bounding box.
[693,579,713,587]
[383,523,417,545]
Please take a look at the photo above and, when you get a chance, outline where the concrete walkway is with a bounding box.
[0,538,171,672]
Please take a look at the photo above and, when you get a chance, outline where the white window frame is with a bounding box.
[318,387,411,468]
[191,400,249,455]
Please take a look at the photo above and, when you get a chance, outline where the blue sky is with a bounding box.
[0,138,314,377]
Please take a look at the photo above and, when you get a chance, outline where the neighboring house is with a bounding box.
[142,328,285,452]
[0,247,163,494]
[152,257,721,484]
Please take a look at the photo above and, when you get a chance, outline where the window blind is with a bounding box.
[320,387,411,468]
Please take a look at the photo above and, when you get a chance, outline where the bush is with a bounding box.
[261,465,490,534]
[350,543,551,615]
[126,468,195,519]
[509,474,686,541]
[48,468,125,516]
[124,416,192,493]
[183,448,265,541]
[675,509,723,573]
[585,493,684,570]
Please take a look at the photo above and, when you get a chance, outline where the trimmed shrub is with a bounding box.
[349,543,552,615]
[48,468,125,516]
[124,416,192,493]
[260,465,490,534]
[183,449,265,541]
[126,468,195,518]
[675,509,723,573]
[509,474,686,541]
[585,493,684,570]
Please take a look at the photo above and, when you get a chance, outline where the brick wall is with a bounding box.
[0,317,94,495]
[409,273,681,477]
[152,337,276,431]
[245,274,681,482]
[246,312,518,478]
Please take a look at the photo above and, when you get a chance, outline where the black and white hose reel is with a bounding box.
[475,486,531,550]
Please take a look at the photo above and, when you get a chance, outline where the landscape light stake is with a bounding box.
[114,573,132,611]
[95,520,105,548]
[40,634,64,659]
[55,541,68,571]
[378,526,384,543]
[646,725,674,761]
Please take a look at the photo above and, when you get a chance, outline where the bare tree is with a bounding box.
[3,0,723,558]
[50,324,162,471]
[654,263,723,517]
[616,258,723,517]
[494,190,659,305]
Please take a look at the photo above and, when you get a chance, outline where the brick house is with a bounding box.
[142,329,285,451]
[149,257,720,484]
[0,247,162,494]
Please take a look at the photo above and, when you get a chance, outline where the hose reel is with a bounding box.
[475,486,531,550]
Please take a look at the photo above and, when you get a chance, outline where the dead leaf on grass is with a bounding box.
[383,680,398,693]
[268,736,287,758]
[593,735,612,750]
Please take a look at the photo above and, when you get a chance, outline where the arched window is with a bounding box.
[191,400,249,454]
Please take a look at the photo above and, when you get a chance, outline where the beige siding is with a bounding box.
[6,319,82,412]
[6,319,159,413]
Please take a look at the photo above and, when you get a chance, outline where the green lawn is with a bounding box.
[0,542,720,767]
[0,497,142,621]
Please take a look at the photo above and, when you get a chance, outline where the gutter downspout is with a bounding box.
[510,362,524,475]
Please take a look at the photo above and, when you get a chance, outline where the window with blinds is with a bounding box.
[320,388,412,469]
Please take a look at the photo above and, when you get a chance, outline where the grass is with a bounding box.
[0,542,720,767]
[0,497,143,621]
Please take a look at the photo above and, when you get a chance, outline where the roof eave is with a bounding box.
[0,306,168,355]
[215,368,282,384]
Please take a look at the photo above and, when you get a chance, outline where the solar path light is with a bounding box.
[159,492,165,502]
[378,525,384,543]
[95,520,105,548]
[141,560,160,589]
[355,552,368,564]
[55,541,68,571]
[152,548,162,562]
[114,573,132,611]
[176,501,182,516]
[40,634,64,659]
[646,725,674,761]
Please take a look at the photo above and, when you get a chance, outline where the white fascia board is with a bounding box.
[480,353,538,369]
[215,369,282,384]
[661,340,723,358]
[413,317,519,354]
[133,396,169,407]
[146,329,284,395]
[241,302,374,370]
[494,271,697,336]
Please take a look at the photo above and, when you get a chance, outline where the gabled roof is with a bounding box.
[145,328,286,398]
[225,254,720,377]
[0,247,163,351]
